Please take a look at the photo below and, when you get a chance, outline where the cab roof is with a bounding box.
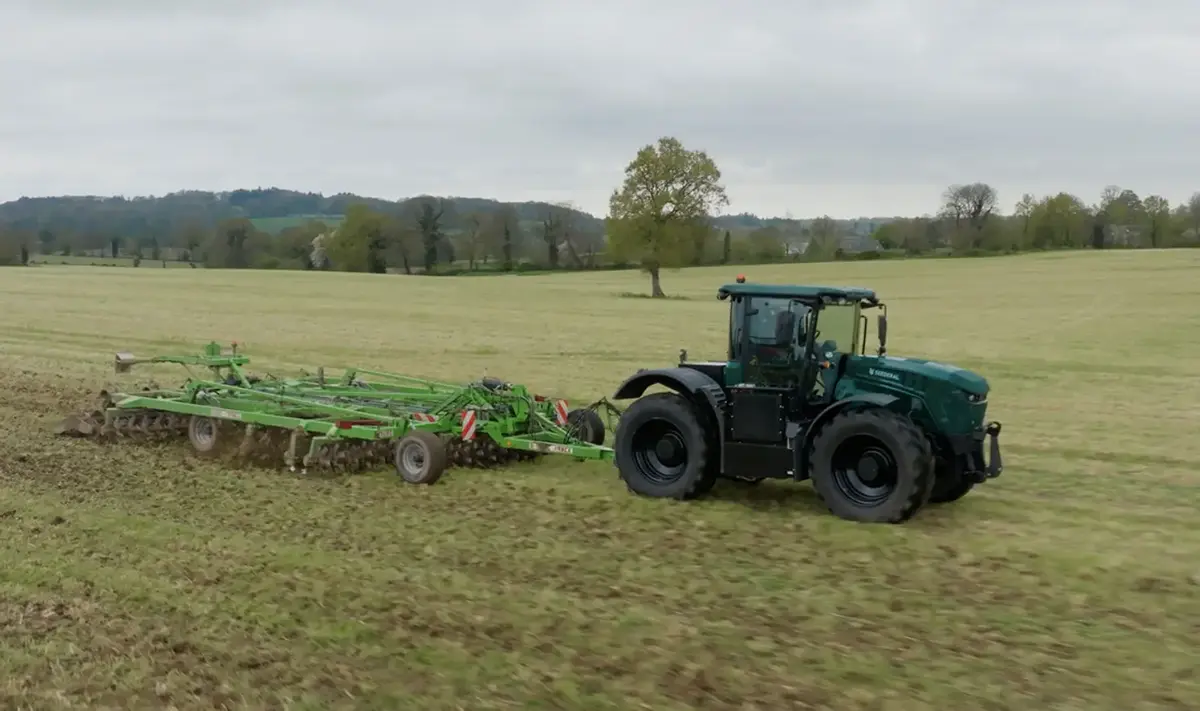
[717,281,878,304]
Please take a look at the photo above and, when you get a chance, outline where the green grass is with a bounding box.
[250,214,344,234]
[1,250,1198,709]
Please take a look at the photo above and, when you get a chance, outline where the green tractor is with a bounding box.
[611,278,1002,523]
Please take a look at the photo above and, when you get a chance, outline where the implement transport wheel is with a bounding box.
[567,408,606,445]
[614,393,715,500]
[929,456,975,504]
[393,430,448,485]
[808,409,933,523]
[187,416,222,458]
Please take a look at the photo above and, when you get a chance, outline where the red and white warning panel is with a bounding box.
[461,409,477,441]
[554,399,569,425]
[411,412,438,423]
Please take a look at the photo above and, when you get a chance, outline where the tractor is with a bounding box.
[610,277,1002,523]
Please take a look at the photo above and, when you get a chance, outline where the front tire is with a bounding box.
[808,409,933,523]
[929,456,976,503]
[614,393,714,499]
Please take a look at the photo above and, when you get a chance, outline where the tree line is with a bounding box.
[2,141,1198,283]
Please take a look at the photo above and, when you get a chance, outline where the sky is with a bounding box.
[2,0,1198,219]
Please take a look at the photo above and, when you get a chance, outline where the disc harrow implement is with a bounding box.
[55,342,615,483]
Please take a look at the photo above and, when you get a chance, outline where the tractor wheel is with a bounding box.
[187,416,222,458]
[393,430,448,485]
[929,456,976,504]
[614,392,713,500]
[566,408,606,445]
[808,409,933,523]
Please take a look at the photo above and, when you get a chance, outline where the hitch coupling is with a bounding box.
[984,421,1002,479]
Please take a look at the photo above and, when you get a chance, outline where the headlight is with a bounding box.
[965,391,987,404]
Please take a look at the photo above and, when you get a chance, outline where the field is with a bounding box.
[249,215,345,234]
[1,251,1198,710]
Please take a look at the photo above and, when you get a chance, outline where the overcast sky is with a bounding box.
[2,0,1197,218]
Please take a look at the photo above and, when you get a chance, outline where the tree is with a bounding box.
[721,230,732,263]
[1142,195,1171,248]
[408,197,446,273]
[539,205,564,268]
[481,206,521,271]
[1187,192,1200,237]
[1013,193,1037,249]
[37,228,55,255]
[941,183,998,249]
[277,220,327,269]
[1030,193,1088,248]
[606,136,729,297]
[746,226,786,261]
[550,201,587,268]
[804,216,841,260]
[325,204,389,272]
[204,217,264,268]
[458,212,485,270]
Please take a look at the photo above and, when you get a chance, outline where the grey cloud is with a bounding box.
[2,0,1198,217]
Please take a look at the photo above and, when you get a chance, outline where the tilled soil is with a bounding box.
[2,374,1198,710]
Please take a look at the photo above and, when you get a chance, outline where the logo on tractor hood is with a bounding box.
[865,356,989,395]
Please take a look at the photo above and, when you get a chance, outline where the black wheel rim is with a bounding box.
[630,418,689,484]
[830,434,899,507]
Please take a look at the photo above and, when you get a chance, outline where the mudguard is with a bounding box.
[614,367,721,401]
[613,367,728,471]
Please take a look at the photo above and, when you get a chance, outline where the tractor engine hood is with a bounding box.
[855,355,989,396]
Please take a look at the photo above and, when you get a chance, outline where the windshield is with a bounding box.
[730,297,811,361]
[816,304,861,355]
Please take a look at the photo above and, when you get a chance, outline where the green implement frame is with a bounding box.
[58,342,615,482]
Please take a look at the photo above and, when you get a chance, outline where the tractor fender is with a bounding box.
[613,367,727,462]
[795,393,903,476]
[614,367,722,403]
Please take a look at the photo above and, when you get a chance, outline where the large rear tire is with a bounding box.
[614,392,714,499]
[808,409,933,523]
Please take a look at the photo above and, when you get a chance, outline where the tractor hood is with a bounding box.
[853,354,989,396]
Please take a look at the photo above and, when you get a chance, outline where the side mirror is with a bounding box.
[877,314,888,355]
[774,311,797,346]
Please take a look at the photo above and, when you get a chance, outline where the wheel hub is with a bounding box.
[654,435,685,467]
[830,436,900,508]
[630,419,690,485]
[856,451,888,484]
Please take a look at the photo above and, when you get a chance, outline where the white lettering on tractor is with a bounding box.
[869,368,900,382]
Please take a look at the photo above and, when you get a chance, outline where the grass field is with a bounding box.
[249,214,345,234]
[1,251,1198,709]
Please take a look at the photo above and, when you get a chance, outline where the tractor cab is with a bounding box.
[712,277,885,414]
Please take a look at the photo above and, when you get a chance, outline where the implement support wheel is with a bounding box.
[188,416,222,458]
[566,408,606,445]
[394,430,449,485]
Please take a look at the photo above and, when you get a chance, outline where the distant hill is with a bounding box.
[0,187,894,261]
